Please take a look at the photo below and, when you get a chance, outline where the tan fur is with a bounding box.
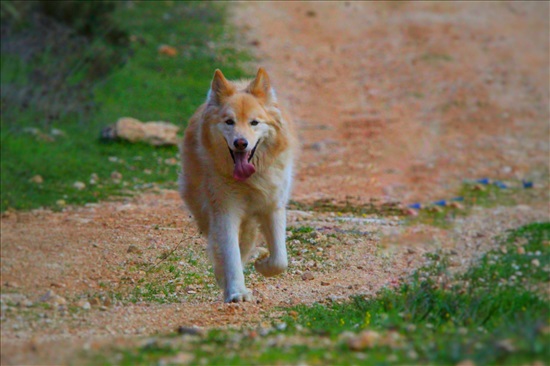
[179,68,297,302]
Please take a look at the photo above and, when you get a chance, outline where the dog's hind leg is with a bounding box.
[239,219,259,265]
[255,208,288,277]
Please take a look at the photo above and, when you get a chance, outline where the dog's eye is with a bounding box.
[225,119,235,126]
[250,120,259,126]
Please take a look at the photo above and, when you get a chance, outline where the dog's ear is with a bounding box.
[247,67,277,105]
[207,69,235,106]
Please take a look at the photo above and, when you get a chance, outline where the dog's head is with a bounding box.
[202,68,287,181]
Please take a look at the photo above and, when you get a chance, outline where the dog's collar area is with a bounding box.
[227,139,261,164]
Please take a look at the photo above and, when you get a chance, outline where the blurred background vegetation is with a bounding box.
[0,0,251,211]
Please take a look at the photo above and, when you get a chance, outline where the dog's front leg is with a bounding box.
[209,214,252,303]
[255,208,288,277]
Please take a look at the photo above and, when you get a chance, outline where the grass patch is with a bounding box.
[1,2,251,211]
[408,181,529,227]
[288,198,406,217]
[86,223,549,365]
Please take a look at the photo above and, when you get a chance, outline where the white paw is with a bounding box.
[255,256,287,277]
[224,288,253,303]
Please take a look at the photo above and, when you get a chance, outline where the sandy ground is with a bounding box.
[1,2,549,365]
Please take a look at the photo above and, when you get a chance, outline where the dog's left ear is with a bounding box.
[247,67,277,105]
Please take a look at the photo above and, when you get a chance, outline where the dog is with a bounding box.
[179,68,298,302]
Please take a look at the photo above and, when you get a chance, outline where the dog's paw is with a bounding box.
[254,256,287,277]
[224,288,253,303]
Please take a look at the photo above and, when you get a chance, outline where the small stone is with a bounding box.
[73,181,86,190]
[158,44,178,56]
[40,290,56,302]
[177,326,205,337]
[531,259,540,267]
[407,248,416,254]
[301,271,314,281]
[448,201,464,209]
[30,175,44,184]
[456,360,476,366]
[127,244,142,254]
[321,281,330,286]
[89,173,99,185]
[348,330,380,350]
[51,295,67,306]
[404,208,418,216]
[472,184,486,192]
[76,299,91,310]
[111,171,123,182]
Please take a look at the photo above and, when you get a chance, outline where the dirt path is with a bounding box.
[236,1,548,203]
[1,2,549,365]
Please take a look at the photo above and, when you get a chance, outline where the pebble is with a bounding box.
[127,244,142,254]
[30,175,44,184]
[348,330,380,350]
[301,271,315,281]
[177,326,205,337]
[320,281,330,286]
[76,300,91,310]
[111,171,123,182]
[73,181,86,190]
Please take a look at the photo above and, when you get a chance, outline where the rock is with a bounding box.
[29,175,44,184]
[73,181,86,190]
[89,173,99,185]
[127,244,142,254]
[456,360,476,366]
[51,295,67,306]
[301,271,315,281]
[531,259,540,267]
[40,290,56,302]
[102,117,180,146]
[177,326,205,337]
[111,171,123,182]
[348,330,380,350]
[158,44,178,56]
[76,299,91,310]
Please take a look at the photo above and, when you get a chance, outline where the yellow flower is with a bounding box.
[364,311,371,327]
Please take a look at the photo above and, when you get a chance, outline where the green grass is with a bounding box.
[407,181,529,227]
[1,2,251,211]
[87,222,550,365]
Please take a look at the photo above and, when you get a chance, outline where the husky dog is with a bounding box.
[179,68,298,302]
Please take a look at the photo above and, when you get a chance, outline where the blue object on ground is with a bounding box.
[408,203,422,209]
[433,200,447,206]
[476,178,490,185]
[451,196,464,201]
[522,180,533,189]
[494,181,508,189]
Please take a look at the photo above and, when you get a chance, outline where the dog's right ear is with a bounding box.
[207,69,235,106]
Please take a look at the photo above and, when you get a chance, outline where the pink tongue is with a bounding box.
[233,152,256,181]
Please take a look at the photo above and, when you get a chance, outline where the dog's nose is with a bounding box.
[233,138,248,151]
